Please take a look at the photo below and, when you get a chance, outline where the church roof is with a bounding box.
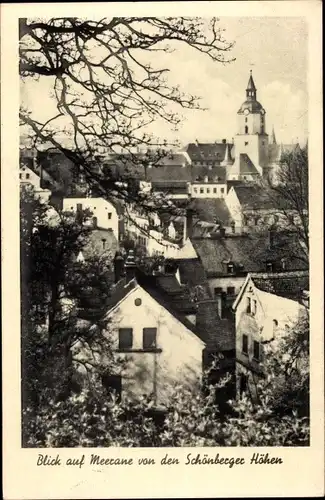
[246,72,257,91]
[238,100,263,114]
[239,154,259,175]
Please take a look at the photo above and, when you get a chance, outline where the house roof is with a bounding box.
[191,165,227,182]
[147,166,191,182]
[186,142,233,163]
[251,270,309,302]
[188,198,232,225]
[239,154,259,175]
[192,231,308,277]
[232,183,280,210]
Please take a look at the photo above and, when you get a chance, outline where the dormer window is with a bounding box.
[227,263,234,274]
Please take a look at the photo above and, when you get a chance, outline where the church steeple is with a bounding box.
[246,70,257,101]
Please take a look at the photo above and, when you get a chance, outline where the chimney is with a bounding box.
[125,249,137,282]
[222,139,227,144]
[113,251,125,283]
[196,299,219,349]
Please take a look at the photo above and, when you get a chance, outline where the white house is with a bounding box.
[190,179,227,199]
[20,165,51,203]
[74,260,205,407]
[63,197,119,240]
[232,271,308,397]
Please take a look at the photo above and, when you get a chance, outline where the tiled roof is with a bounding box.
[188,198,232,225]
[147,166,191,182]
[251,270,309,302]
[191,165,227,182]
[186,142,232,162]
[192,231,308,277]
[175,258,210,291]
[233,183,279,210]
[239,154,259,175]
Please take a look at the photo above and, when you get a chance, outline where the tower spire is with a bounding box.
[246,70,257,101]
[271,126,277,144]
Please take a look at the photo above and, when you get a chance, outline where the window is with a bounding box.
[76,203,83,211]
[200,188,204,194]
[194,188,198,193]
[118,328,133,350]
[253,341,260,361]
[26,173,30,179]
[206,188,210,194]
[213,188,217,194]
[252,299,257,316]
[221,187,224,194]
[227,263,234,274]
[242,334,248,355]
[244,141,249,146]
[143,328,157,349]
[102,238,106,249]
[246,297,251,314]
[19,173,23,179]
[245,126,248,134]
[214,287,222,296]
[108,212,112,220]
[92,216,98,228]
[245,117,248,123]
[227,286,235,295]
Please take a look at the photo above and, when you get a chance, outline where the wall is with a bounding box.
[234,134,267,173]
[191,183,226,199]
[234,279,305,398]
[104,285,204,407]
[225,187,242,227]
[237,112,265,136]
[63,197,119,240]
[208,276,246,300]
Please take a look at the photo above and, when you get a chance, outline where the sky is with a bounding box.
[21,16,308,148]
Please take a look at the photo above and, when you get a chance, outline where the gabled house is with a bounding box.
[79,252,206,407]
[63,197,120,241]
[232,270,309,398]
[225,182,299,230]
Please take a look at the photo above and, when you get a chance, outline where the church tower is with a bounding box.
[230,71,269,180]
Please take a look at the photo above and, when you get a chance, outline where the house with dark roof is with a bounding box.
[225,182,303,230]
[232,270,309,398]
[185,140,234,167]
[178,228,308,307]
[77,251,206,407]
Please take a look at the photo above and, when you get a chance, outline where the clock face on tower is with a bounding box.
[243,109,249,115]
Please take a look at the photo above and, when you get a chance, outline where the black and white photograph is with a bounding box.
[17,13,312,449]
[2,2,324,498]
